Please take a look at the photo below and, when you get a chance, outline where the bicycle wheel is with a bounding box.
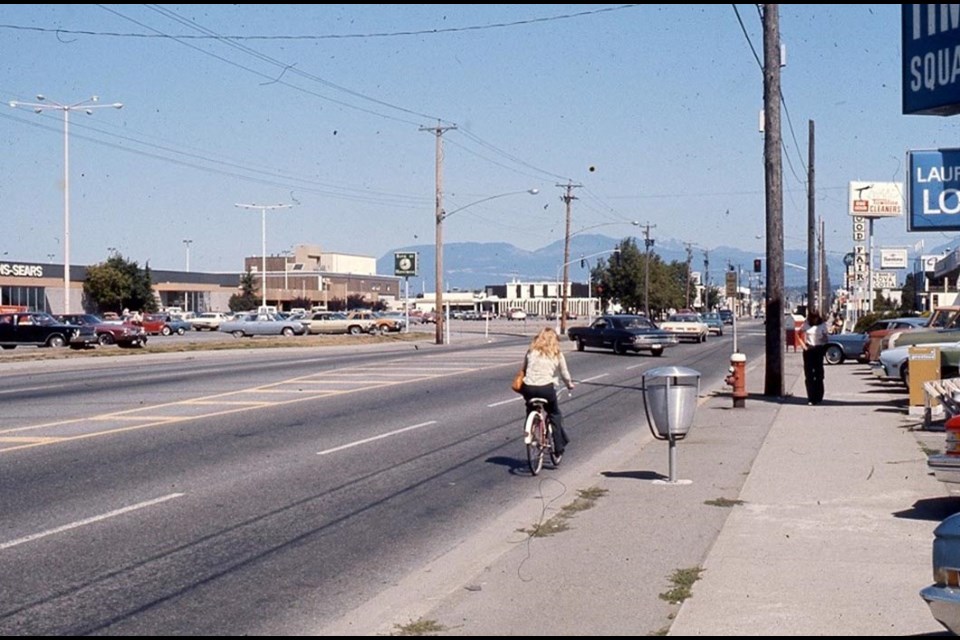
[549,422,563,467]
[525,411,546,475]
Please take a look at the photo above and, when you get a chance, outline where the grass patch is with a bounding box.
[659,566,704,605]
[704,497,744,508]
[522,486,608,537]
[391,618,447,636]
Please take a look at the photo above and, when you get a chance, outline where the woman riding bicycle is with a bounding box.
[520,327,575,455]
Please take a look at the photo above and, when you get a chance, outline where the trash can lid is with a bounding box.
[643,366,701,382]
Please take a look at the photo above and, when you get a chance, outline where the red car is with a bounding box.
[57,314,148,348]
[139,313,190,336]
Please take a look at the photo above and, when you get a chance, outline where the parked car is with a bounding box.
[567,314,678,357]
[701,311,724,336]
[0,312,97,350]
[188,312,229,331]
[920,510,960,634]
[863,316,929,362]
[219,312,307,338]
[507,308,527,321]
[872,339,960,386]
[346,310,399,334]
[926,415,960,497]
[880,306,960,353]
[378,311,409,330]
[57,313,148,348]
[303,311,371,336]
[140,313,191,336]
[824,332,870,365]
[659,312,709,343]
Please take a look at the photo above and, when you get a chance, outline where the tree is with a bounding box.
[83,253,157,313]
[590,238,690,318]
[228,270,259,312]
[899,273,917,314]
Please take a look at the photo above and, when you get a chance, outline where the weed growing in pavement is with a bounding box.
[919,442,940,456]
[704,497,744,508]
[391,618,447,636]
[522,486,608,537]
[659,567,704,604]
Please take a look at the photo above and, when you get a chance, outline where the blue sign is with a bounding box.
[908,149,960,231]
[903,5,960,115]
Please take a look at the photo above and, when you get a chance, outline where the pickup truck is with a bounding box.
[566,314,678,356]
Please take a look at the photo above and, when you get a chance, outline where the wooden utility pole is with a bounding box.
[643,223,656,317]
[420,121,456,345]
[763,4,784,397]
[684,243,694,309]
[807,119,816,312]
[558,182,581,334]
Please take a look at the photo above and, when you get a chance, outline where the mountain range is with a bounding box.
[376,233,857,293]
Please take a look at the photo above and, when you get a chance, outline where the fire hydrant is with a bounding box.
[725,352,747,408]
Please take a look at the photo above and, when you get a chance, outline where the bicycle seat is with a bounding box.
[527,397,549,405]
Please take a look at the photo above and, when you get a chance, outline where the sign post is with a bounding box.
[394,252,419,332]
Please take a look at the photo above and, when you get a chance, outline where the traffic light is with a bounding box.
[753,258,762,273]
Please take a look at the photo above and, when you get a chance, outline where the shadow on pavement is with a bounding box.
[600,470,669,481]
[894,496,960,522]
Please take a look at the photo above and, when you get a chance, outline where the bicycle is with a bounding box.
[524,397,563,475]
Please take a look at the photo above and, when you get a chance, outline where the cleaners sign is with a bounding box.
[908,149,960,231]
[903,5,960,115]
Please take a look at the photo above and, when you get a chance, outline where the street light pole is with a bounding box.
[9,95,123,314]
[434,188,539,344]
[183,239,193,272]
[235,203,295,310]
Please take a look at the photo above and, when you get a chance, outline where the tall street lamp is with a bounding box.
[10,95,123,314]
[183,239,193,272]
[435,188,539,345]
[235,203,296,310]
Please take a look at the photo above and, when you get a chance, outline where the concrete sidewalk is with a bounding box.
[323,351,952,636]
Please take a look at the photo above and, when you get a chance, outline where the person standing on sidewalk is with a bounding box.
[800,309,829,405]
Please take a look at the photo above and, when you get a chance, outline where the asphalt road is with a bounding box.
[0,323,761,634]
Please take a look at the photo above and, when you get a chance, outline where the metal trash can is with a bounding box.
[643,366,701,441]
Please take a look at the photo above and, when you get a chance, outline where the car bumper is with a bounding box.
[871,361,898,380]
[921,584,960,634]
[929,455,960,493]
[633,336,679,349]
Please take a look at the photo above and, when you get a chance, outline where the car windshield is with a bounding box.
[622,317,653,329]
[669,314,699,322]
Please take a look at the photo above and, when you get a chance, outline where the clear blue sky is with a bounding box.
[1,5,955,273]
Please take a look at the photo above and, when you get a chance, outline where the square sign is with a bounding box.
[903,5,960,115]
[394,252,418,277]
[848,182,903,218]
[908,149,960,232]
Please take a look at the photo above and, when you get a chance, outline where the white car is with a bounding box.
[873,340,960,386]
[188,312,228,331]
[507,309,527,321]
[659,312,709,343]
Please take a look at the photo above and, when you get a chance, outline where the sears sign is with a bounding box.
[903,5,960,115]
[0,262,44,278]
[908,149,960,231]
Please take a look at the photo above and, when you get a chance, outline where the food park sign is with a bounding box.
[903,4,960,115]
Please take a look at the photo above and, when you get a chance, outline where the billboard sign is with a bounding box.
[921,254,941,273]
[903,5,960,115]
[880,248,909,269]
[908,149,960,231]
[848,181,904,218]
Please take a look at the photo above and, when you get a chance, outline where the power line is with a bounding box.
[4,5,643,41]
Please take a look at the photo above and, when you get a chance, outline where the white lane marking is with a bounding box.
[578,373,609,383]
[317,421,438,456]
[0,493,185,551]
[488,397,525,407]
[625,364,646,370]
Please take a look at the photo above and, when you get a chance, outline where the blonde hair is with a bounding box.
[529,327,561,358]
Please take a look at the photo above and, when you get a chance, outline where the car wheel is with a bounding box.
[900,362,910,387]
[281,327,294,337]
[231,330,245,339]
[98,333,115,346]
[1,345,15,350]
[576,338,585,352]
[613,340,627,355]
[824,344,844,365]
[348,326,362,336]
[161,326,172,336]
[177,327,186,335]
[651,347,664,357]
[47,335,66,348]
